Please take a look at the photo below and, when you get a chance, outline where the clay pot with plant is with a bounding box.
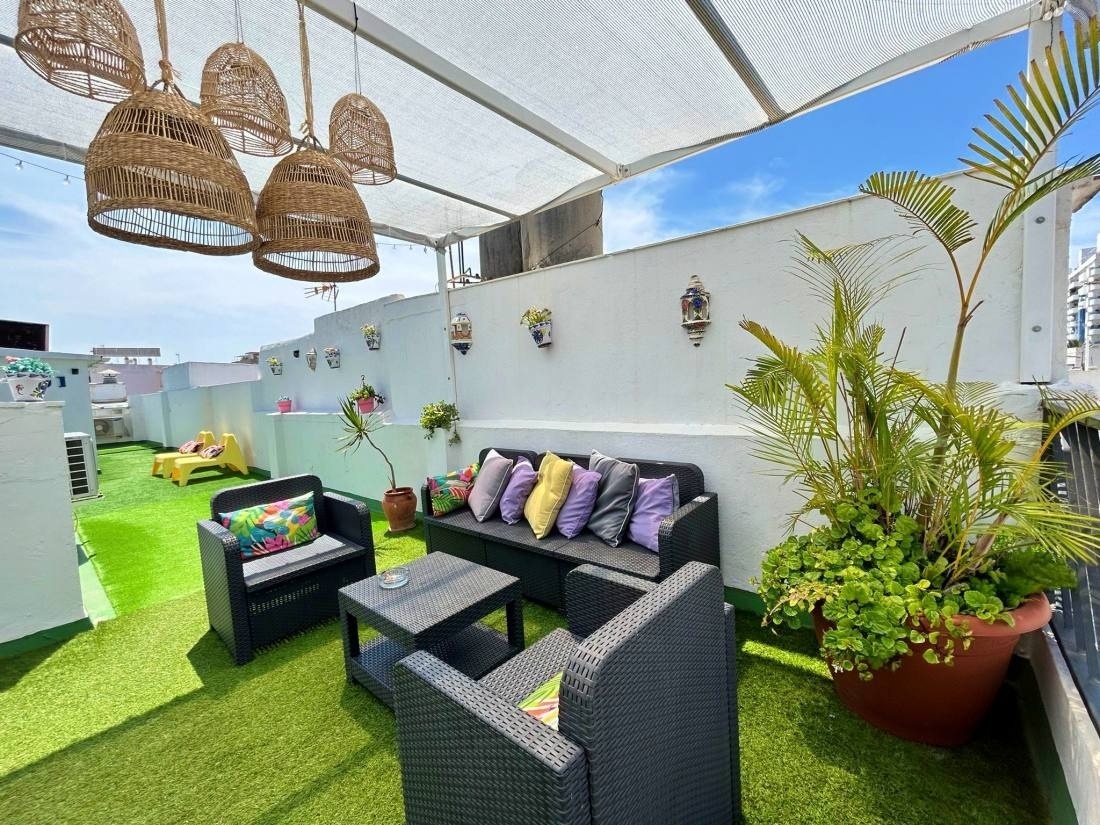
[730,20,1100,747]
[349,375,385,414]
[338,397,416,532]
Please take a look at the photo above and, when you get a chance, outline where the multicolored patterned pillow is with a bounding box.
[427,463,479,516]
[178,440,201,454]
[518,672,562,730]
[219,492,320,559]
[200,444,225,459]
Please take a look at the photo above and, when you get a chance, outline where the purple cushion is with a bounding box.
[499,458,538,524]
[555,465,601,539]
[627,475,680,552]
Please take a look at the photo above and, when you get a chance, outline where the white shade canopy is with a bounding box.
[0,0,1061,246]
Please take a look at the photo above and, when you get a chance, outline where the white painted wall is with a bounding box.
[0,402,86,643]
[129,172,1063,591]
[161,361,259,391]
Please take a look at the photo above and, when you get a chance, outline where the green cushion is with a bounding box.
[219,492,320,559]
[517,671,563,730]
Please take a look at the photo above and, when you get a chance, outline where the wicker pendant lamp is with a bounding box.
[253,3,379,282]
[329,31,396,185]
[200,2,293,157]
[85,0,257,255]
[14,0,146,103]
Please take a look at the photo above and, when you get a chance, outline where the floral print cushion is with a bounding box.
[427,463,480,516]
[219,492,321,559]
[517,672,562,730]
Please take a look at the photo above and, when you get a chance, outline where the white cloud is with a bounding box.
[602,168,686,252]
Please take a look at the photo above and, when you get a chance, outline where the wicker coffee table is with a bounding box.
[338,552,525,707]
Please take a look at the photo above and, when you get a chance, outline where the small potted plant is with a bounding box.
[420,400,460,445]
[305,348,317,371]
[349,375,385,414]
[324,346,341,369]
[275,395,292,413]
[267,356,283,375]
[338,398,416,532]
[2,355,54,401]
[520,307,552,348]
[361,324,381,350]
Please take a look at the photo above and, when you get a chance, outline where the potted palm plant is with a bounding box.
[338,397,416,532]
[349,375,385,414]
[730,21,1100,746]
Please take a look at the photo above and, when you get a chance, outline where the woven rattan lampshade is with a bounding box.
[253,147,379,281]
[200,42,293,157]
[15,0,146,103]
[329,93,397,185]
[85,88,258,255]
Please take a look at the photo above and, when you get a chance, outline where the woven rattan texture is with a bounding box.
[253,147,380,281]
[85,88,258,255]
[200,41,293,157]
[15,0,146,103]
[329,92,397,185]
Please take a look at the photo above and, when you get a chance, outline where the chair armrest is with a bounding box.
[564,564,656,638]
[658,492,719,579]
[420,483,432,517]
[394,651,590,825]
[197,519,250,664]
[323,492,375,557]
[198,519,242,562]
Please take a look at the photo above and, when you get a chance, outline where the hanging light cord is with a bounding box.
[297,2,319,146]
[352,6,361,95]
[153,0,176,90]
[233,0,244,43]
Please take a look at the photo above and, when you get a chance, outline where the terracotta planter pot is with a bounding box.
[382,487,417,533]
[356,397,377,414]
[812,594,1051,746]
[275,399,292,413]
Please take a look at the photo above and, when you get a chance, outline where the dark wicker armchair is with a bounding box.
[394,562,741,825]
[197,474,375,665]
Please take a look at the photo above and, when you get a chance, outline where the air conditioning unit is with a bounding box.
[64,432,99,500]
[93,414,132,443]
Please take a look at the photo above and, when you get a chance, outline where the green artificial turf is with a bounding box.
[0,444,1050,824]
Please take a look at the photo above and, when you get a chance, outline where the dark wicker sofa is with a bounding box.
[197,474,375,665]
[394,562,741,825]
[420,448,719,607]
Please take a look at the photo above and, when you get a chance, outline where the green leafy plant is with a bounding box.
[266,356,281,367]
[3,356,53,377]
[420,400,460,445]
[349,375,384,404]
[520,307,552,327]
[361,324,378,337]
[337,397,398,491]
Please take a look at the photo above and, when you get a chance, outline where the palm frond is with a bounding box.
[859,171,977,253]
[963,18,1100,190]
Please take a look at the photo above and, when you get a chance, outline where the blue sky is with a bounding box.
[1,29,1097,361]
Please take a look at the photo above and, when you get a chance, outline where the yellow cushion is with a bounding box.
[524,453,574,539]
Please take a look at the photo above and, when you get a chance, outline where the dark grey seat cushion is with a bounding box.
[480,627,581,704]
[554,534,659,579]
[587,451,639,547]
[243,533,365,590]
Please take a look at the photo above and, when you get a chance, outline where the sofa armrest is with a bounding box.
[657,492,719,579]
[420,483,432,517]
[565,564,656,638]
[323,492,375,562]
[394,650,590,825]
[197,519,251,664]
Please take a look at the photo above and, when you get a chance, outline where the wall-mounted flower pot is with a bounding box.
[324,348,341,369]
[269,363,283,375]
[276,399,292,413]
[527,320,552,348]
[305,349,317,371]
[356,397,377,414]
[4,375,50,401]
[363,326,381,350]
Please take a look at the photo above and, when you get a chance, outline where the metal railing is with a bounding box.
[1045,415,1100,730]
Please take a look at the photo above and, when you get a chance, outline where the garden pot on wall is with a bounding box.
[356,397,377,414]
[382,487,417,532]
[812,594,1052,746]
[4,375,51,401]
[527,320,552,348]
[276,399,292,413]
